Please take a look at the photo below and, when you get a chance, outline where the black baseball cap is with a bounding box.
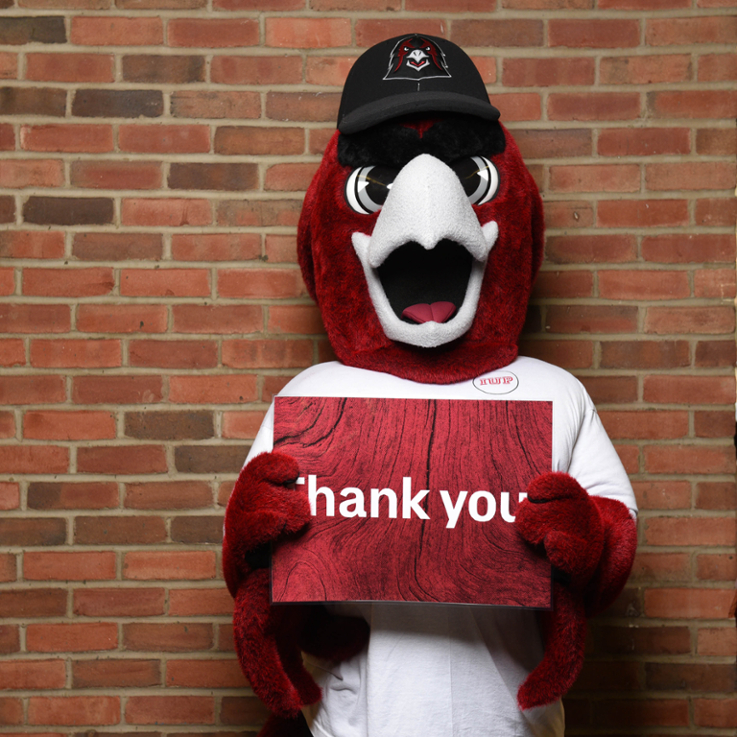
[337,34,500,134]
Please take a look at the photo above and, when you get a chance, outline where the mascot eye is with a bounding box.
[345,166,398,215]
[451,156,500,206]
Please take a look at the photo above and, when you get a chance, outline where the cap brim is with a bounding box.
[338,91,501,134]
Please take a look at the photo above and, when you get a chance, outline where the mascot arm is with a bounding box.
[513,407,637,710]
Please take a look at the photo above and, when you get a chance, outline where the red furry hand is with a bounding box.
[223,452,311,598]
[515,472,605,589]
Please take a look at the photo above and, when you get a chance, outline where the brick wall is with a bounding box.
[1,1,735,734]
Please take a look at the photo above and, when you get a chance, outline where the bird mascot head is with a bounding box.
[297,34,544,383]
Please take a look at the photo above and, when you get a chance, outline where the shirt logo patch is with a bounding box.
[473,371,519,395]
[384,35,451,81]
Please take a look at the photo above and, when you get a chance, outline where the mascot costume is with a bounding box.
[223,35,638,737]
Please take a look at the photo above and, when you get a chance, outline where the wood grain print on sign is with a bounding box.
[272,396,552,608]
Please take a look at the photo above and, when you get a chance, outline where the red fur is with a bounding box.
[515,472,637,709]
[298,127,544,384]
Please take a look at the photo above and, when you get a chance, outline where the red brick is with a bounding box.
[531,271,593,299]
[169,375,258,404]
[26,623,118,653]
[221,696,271,725]
[27,481,118,510]
[600,54,691,85]
[171,90,260,119]
[0,375,66,404]
[0,338,23,367]
[73,375,162,404]
[74,587,165,617]
[600,0,688,6]
[169,587,234,616]
[0,86,66,117]
[0,552,15,581]
[0,411,13,439]
[644,375,735,404]
[697,481,736,510]
[71,160,162,190]
[222,339,313,369]
[168,18,258,47]
[23,268,113,297]
[578,376,638,404]
[71,16,163,45]
[0,698,22,725]
[600,410,688,440]
[648,161,736,192]
[212,55,302,85]
[645,306,735,335]
[120,268,210,297]
[488,93,542,121]
[0,159,63,188]
[78,304,168,334]
[266,18,351,48]
[21,123,113,153]
[545,305,637,334]
[267,304,325,334]
[0,53,17,80]
[0,446,68,474]
[645,445,736,475]
[646,587,735,619]
[24,410,115,440]
[596,624,690,655]
[694,699,737,728]
[695,340,734,375]
[513,129,591,160]
[696,197,737,226]
[549,164,640,193]
[646,516,735,546]
[78,445,167,474]
[0,517,65,546]
[308,127,335,155]
[169,162,258,192]
[545,234,635,264]
[172,304,262,334]
[598,199,688,227]
[25,551,117,581]
[594,698,689,727]
[217,198,302,227]
[118,124,210,153]
[0,482,20,510]
[222,410,268,439]
[600,270,690,300]
[549,93,640,120]
[642,233,735,263]
[73,232,163,261]
[218,268,306,298]
[315,0,399,7]
[647,662,736,692]
[266,91,341,123]
[632,480,691,510]
[305,55,358,86]
[0,269,14,296]
[122,54,205,84]
[647,15,737,45]
[549,19,640,47]
[699,53,737,82]
[0,625,20,654]
[214,0,303,7]
[265,234,298,263]
[26,52,114,82]
[598,127,690,157]
[126,696,214,725]
[28,696,120,726]
[166,659,246,688]
[544,202,592,229]
[124,622,213,651]
[125,480,213,510]
[265,162,320,192]
[600,340,689,369]
[697,127,737,155]
[698,626,737,656]
[75,515,167,544]
[171,233,261,261]
[697,553,737,581]
[649,90,737,119]
[122,198,211,226]
[695,268,736,299]
[0,589,66,619]
[502,57,593,87]
[123,551,217,580]
[73,659,160,688]
[129,339,218,369]
[215,126,304,156]
[30,340,121,368]
[356,19,447,47]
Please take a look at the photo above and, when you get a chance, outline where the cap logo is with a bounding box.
[384,35,451,81]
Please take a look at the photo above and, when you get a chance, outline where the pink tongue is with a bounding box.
[402,302,456,324]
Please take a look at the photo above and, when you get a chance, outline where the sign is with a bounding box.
[272,396,552,608]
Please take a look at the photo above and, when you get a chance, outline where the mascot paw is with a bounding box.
[223,451,310,596]
[515,472,604,588]
[234,569,322,719]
